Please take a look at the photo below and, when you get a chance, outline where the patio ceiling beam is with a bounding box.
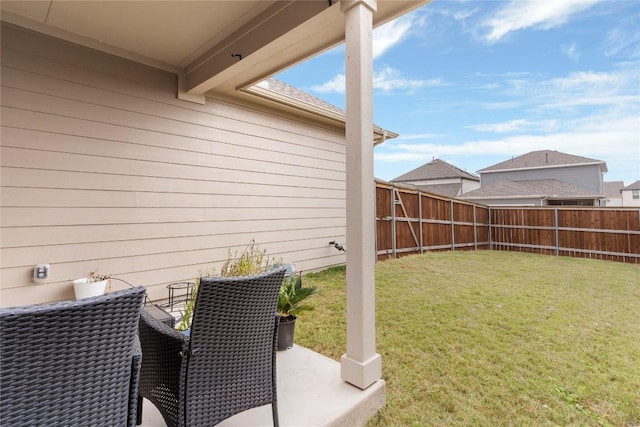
[183,0,330,96]
[340,0,382,391]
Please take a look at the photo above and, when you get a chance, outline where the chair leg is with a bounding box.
[136,396,143,425]
[272,400,279,427]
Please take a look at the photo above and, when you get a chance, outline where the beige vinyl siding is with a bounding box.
[1,24,347,306]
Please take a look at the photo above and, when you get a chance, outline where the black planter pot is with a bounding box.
[277,315,297,351]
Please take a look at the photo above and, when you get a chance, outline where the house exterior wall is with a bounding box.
[460,178,481,195]
[481,164,604,194]
[621,190,640,206]
[605,196,623,207]
[470,198,543,207]
[398,178,480,197]
[1,24,347,306]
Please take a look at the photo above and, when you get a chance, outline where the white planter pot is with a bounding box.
[73,278,108,299]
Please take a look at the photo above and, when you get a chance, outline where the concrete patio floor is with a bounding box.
[138,344,386,427]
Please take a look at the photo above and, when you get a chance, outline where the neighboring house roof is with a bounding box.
[412,183,464,198]
[391,158,479,182]
[604,181,625,197]
[479,150,608,174]
[622,180,640,190]
[461,179,602,200]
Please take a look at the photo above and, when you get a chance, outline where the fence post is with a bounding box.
[374,183,378,262]
[489,207,493,250]
[554,208,559,256]
[391,187,397,259]
[473,204,477,250]
[450,200,455,251]
[419,193,423,254]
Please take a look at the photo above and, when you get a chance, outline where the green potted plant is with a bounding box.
[177,240,276,331]
[73,271,111,299]
[277,273,318,350]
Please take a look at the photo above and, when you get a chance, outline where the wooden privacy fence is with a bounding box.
[489,206,640,263]
[375,181,640,264]
[376,181,491,259]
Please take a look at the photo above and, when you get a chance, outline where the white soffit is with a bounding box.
[0,0,273,68]
[1,1,430,95]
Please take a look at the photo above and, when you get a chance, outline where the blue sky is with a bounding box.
[276,0,640,185]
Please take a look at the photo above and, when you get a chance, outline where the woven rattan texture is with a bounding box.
[138,268,285,427]
[0,286,146,427]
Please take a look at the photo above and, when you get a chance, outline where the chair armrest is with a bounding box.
[138,310,189,412]
[129,336,142,427]
[139,308,188,346]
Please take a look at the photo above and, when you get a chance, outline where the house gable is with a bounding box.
[390,158,480,198]
[393,158,479,182]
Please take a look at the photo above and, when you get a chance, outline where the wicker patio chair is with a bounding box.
[137,268,285,427]
[0,286,146,427]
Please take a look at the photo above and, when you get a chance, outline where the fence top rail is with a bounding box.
[375,179,488,209]
[488,206,640,212]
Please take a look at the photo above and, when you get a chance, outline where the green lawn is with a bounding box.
[295,251,640,427]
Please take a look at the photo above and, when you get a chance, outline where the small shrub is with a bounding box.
[177,240,278,331]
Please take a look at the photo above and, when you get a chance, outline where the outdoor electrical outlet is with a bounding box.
[34,264,50,282]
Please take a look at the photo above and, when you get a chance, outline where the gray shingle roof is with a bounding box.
[256,78,395,139]
[622,180,640,190]
[603,181,625,197]
[408,183,463,198]
[391,158,479,182]
[261,78,345,116]
[462,179,601,199]
[479,150,607,173]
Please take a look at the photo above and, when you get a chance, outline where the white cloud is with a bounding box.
[312,67,445,94]
[453,8,478,22]
[603,16,640,58]
[311,74,345,93]
[561,42,580,60]
[395,133,445,141]
[373,67,445,92]
[496,68,640,110]
[373,15,413,59]
[466,119,559,134]
[482,0,602,43]
[551,70,623,88]
[375,114,639,177]
[480,101,522,110]
[545,70,638,108]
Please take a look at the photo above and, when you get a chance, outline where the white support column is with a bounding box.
[340,0,381,390]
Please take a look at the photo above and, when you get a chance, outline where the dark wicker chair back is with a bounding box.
[0,286,146,427]
[138,267,285,427]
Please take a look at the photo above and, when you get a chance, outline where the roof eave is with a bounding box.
[479,161,607,174]
[240,83,398,143]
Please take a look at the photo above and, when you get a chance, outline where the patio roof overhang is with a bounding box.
[0,0,426,102]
